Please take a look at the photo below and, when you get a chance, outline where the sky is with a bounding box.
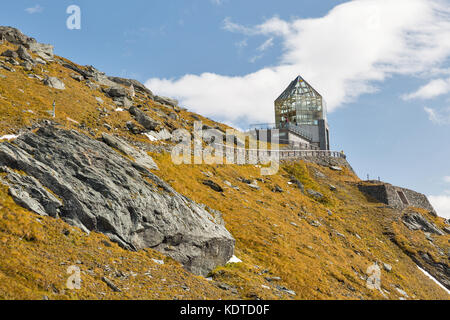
[2,0,450,218]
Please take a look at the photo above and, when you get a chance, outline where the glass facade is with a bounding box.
[275,76,327,127]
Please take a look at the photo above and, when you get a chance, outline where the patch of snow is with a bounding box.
[227,255,242,264]
[0,134,19,141]
[417,265,450,295]
[115,108,124,112]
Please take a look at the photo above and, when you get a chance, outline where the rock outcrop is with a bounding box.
[0,26,54,61]
[402,211,444,235]
[43,77,65,90]
[0,127,235,276]
[129,106,160,131]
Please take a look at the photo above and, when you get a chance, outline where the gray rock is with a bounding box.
[1,168,62,217]
[129,106,160,131]
[272,185,283,193]
[402,211,444,235]
[17,46,34,63]
[307,189,324,200]
[154,95,178,108]
[103,86,129,99]
[70,73,84,82]
[145,129,172,141]
[203,180,223,193]
[108,77,154,98]
[1,49,18,59]
[0,127,235,276]
[6,57,19,66]
[0,27,54,60]
[43,77,65,90]
[289,178,304,192]
[102,133,158,171]
[248,183,260,190]
[444,227,450,234]
[102,277,121,292]
[383,263,392,272]
[21,61,33,71]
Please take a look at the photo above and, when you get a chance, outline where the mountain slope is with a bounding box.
[0,27,448,300]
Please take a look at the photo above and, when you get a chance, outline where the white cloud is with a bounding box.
[424,106,450,124]
[257,37,274,52]
[428,194,450,219]
[25,5,43,14]
[444,176,450,183]
[146,0,450,127]
[403,77,450,100]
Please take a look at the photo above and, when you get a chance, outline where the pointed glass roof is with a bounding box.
[274,75,327,126]
[275,76,322,103]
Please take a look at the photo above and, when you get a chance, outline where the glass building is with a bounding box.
[274,76,327,126]
[274,76,330,150]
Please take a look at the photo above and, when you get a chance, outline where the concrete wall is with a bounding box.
[358,182,436,215]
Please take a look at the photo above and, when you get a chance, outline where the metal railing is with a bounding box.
[211,143,346,162]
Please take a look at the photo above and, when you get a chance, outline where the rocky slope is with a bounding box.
[0,26,448,300]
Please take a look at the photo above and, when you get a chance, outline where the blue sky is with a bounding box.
[2,0,450,218]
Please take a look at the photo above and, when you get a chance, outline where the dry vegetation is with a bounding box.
[0,42,448,300]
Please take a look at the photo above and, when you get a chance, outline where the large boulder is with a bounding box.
[129,106,160,131]
[154,95,178,108]
[43,77,65,90]
[0,127,235,276]
[108,76,154,98]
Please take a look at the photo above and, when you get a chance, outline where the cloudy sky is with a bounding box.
[2,0,450,218]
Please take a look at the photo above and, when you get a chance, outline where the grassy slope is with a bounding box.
[0,43,449,300]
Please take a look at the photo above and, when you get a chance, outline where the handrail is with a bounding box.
[210,143,346,160]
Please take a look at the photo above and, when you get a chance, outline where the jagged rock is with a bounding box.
[102,133,158,171]
[383,263,392,272]
[0,26,54,60]
[6,57,19,66]
[102,277,121,292]
[145,129,172,141]
[103,86,134,107]
[0,63,14,72]
[0,168,62,217]
[307,189,323,200]
[126,121,142,134]
[129,106,160,131]
[402,211,444,235]
[108,77,154,98]
[43,77,65,90]
[154,95,178,108]
[16,46,34,63]
[289,178,305,192]
[203,180,223,193]
[21,61,33,71]
[272,185,284,193]
[103,86,129,99]
[0,127,235,276]
[70,73,84,82]
[1,49,18,59]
